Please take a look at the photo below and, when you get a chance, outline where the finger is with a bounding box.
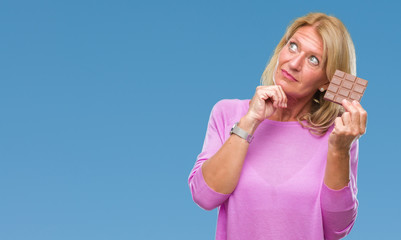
[342,99,360,128]
[273,86,283,108]
[269,87,282,108]
[257,87,272,101]
[334,116,344,134]
[272,86,284,108]
[277,85,287,108]
[341,112,351,126]
[260,86,285,108]
[262,89,279,108]
[352,100,368,134]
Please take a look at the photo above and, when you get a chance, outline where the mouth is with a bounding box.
[281,69,298,82]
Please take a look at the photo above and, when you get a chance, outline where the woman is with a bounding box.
[188,13,367,240]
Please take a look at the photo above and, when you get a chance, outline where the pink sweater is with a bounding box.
[188,99,359,240]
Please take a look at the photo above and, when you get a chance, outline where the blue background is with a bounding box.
[1,0,400,239]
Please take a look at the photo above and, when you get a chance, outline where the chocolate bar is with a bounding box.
[323,70,368,105]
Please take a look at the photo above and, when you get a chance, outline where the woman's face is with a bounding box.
[274,26,329,101]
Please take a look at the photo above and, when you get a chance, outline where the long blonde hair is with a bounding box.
[260,13,356,135]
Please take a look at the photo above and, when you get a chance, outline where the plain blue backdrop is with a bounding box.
[1,0,400,239]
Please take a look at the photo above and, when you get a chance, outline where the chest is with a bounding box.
[231,128,329,209]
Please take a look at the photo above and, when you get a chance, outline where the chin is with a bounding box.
[275,78,290,90]
[275,81,299,98]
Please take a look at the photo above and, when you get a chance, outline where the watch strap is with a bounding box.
[230,122,254,143]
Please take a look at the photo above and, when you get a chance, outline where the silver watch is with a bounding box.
[230,122,254,143]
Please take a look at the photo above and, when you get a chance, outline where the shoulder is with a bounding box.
[211,99,250,117]
[208,99,250,126]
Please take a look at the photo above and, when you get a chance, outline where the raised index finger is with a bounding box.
[342,99,360,129]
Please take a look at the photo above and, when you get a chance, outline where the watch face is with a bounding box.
[230,123,236,134]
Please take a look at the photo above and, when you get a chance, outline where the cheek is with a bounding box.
[275,53,288,73]
[303,70,326,88]
[278,50,290,64]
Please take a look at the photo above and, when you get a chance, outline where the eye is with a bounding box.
[309,56,319,66]
[288,42,298,52]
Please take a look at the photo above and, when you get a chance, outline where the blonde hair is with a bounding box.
[260,12,356,135]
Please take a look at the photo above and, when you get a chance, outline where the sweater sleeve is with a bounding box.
[320,139,359,240]
[188,100,231,211]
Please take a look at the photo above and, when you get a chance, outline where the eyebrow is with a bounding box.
[290,36,323,60]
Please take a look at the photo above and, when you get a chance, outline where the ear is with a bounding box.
[319,80,330,91]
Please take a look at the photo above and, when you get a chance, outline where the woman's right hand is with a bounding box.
[246,85,288,123]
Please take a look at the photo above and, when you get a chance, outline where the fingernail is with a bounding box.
[352,100,358,105]
[342,99,348,104]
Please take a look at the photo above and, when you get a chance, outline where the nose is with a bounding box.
[288,54,303,71]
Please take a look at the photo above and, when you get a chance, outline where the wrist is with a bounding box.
[238,115,261,135]
[328,144,350,156]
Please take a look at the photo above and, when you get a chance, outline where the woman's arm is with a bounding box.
[188,100,257,210]
[201,85,287,194]
[324,99,366,189]
[321,140,359,240]
[201,115,260,194]
[321,99,367,239]
[188,86,287,210]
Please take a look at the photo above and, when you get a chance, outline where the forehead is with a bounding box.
[291,26,323,54]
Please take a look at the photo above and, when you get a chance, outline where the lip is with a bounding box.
[281,69,298,82]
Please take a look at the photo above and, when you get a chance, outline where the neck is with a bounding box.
[268,95,314,122]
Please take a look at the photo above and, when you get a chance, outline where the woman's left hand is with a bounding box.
[329,99,368,152]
